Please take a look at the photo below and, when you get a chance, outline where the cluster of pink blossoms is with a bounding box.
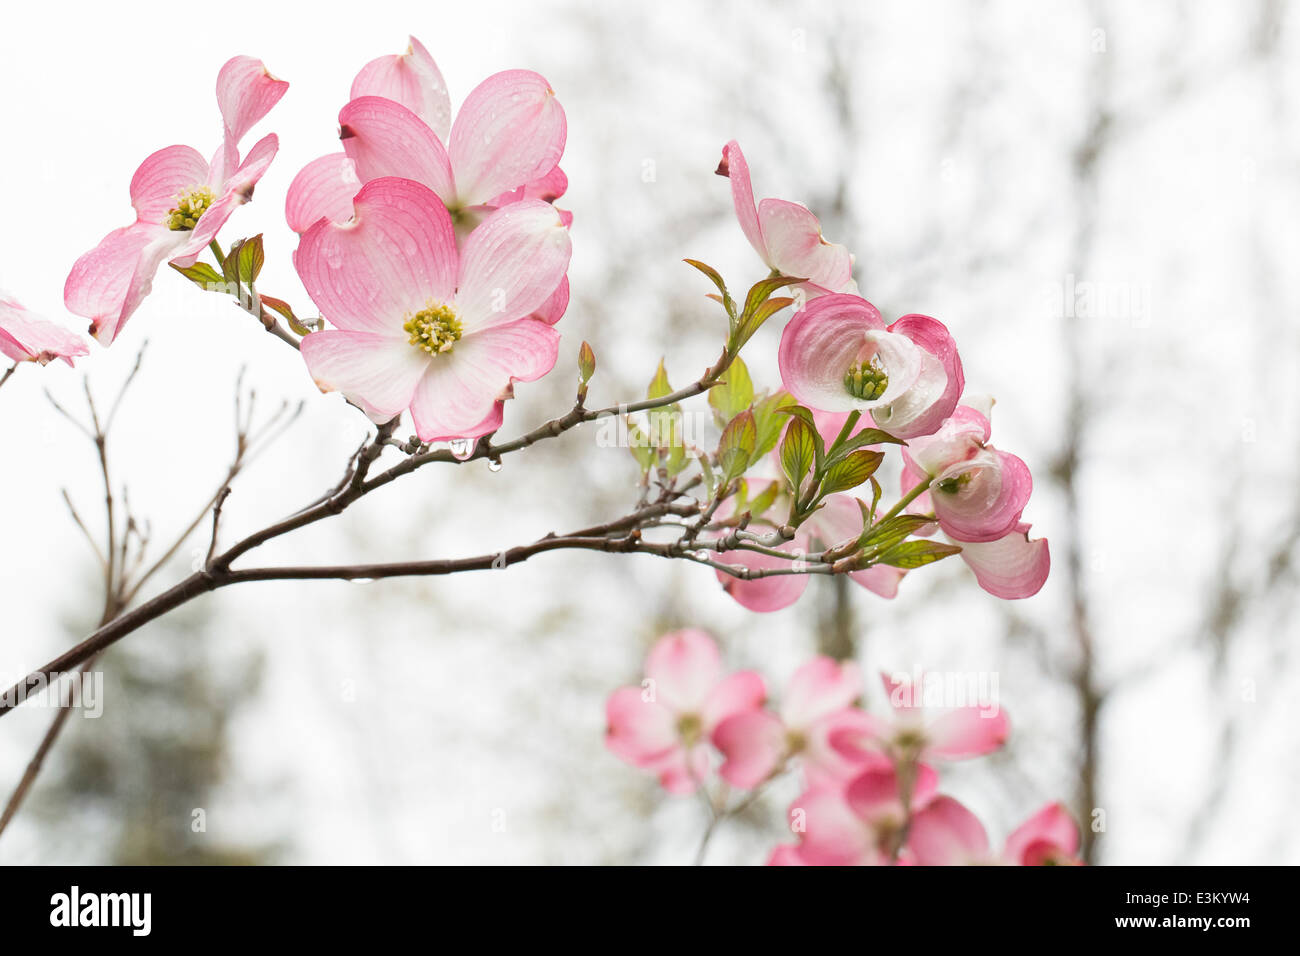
[606,630,1082,866]
[55,39,571,443]
[708,142,1049,607]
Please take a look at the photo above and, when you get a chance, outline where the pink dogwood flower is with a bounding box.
[716,141,856,296]
[715,494,904,612]
[831,672,1009,766]
[65,57,288,345]
[286,40,566,239]
[778,294,964,439]
[605,629,766,794]
[779,758,939,866]
[901,403,1049,598]
[907,796,1084,865]
[0,294,88,367]
[293,177,571,441]
[713,656,866,789]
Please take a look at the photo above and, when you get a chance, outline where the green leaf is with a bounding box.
[741,274,802,321]
[780,415,817,494]
[627,422,655,472]
[261,295,316,336]
[747,480,781,519]
[708,356,754,427]
[751,391,796,460]
[683,258,728,300]
[875,540,962,569]
[777,405,825,470]
[822,428,906,469]
[820,449,885,496]
[860,514,936,552]
[222,235,265,287]
[170,261,225,290]
[235,234,265,284]
[717,410,757,483]
[578,341,596,383]
[683,258,735,321]
[731,296,794,353]
[646,358,673,402]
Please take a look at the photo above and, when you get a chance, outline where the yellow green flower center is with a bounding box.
[844,360,889,401]
[676,713,703,746]
[936,472,973,495]
[403,303,463,355]
[165,186,215,231]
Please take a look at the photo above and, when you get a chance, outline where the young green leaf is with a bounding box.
[741,274,802,321]
[751,391,796,459]
[820,449,885,496]
[646,358,673,401]
[875,539,962,569]
[578,341,596,383]
[822,428,906,469]
[627,422,655,472]
[170,261,225,290]
[731,296,795,353]
[780,415,817,494]
[747,480,781,519]
[717,410,757,483]
[860,513,936,552]
[708,356,754,426]
[777,405,826,469]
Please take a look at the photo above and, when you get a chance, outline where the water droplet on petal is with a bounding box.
[449,438,472,460]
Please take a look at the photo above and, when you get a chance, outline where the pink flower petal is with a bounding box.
[643,629,723,713]
[713,709,786,789]
[713,539,811,612]
[605,686,678,765]
[129,146,210,223]
[651,744,711,795]
[904,403,991,477]
[299,329,430,421]
[957,523,1050,599]
[932,449,1032,543]
[907,796,992,865]
[845,760,938,823]
[792,786,881,866]
[449,70,566,207]
[717,141,767,263]
[701,670,767,731]
[1003,802,1080,864]
[757,198,855,293]
[406,319,560,442]
[803,708,883,788]
[782,657,863,728]
[339,96,455,204]
[530,276,570,326]
[870,314,964,440]
[214,56,288,179]
[766,844,810,866]
[454,199,571,332]
[350,36,452,140]
[294,177,458,335]
[64,222,161,344]
[0,294,89,366]
[286,153,361,234]
[777,293,890,413]
[924,706,1010,760]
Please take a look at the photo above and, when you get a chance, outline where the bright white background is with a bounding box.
[1,0,1297,864]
